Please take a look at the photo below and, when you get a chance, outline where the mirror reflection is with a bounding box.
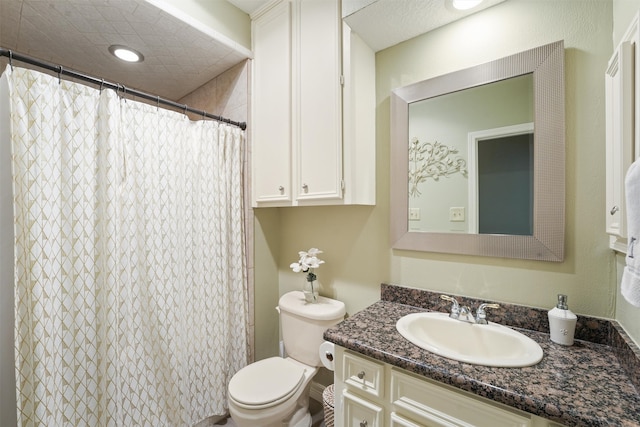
[408,74,534,234]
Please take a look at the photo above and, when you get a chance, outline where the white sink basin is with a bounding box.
[396,312,543,367]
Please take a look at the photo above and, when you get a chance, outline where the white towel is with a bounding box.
[622,158,640,307]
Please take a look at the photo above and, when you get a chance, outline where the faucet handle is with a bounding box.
[440,295,460,319]
[475,303,500,324]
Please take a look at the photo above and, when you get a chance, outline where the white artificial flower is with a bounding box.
[290,248,325,273]
[290,262,304,273]
[307,248,323,257]
[305,256,325,269]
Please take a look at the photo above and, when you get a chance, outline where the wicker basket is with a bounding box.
[322,384,335,427]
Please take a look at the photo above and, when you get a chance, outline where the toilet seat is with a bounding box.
[228,357,306,410]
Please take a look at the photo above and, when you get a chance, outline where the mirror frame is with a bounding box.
[390,41,565,261]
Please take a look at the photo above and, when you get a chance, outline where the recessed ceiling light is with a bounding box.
[452,0,483,10]
[108,45,144,63]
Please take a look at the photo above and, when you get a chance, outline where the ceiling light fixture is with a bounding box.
[452,0,484,10]
[108,45,144,63]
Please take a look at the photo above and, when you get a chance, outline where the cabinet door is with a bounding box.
[390,369,531,427]
[252,0,292,205]
[343,390,384,427]
[605,40,634,245]
[390,413,426,427]
[294,0,343,202]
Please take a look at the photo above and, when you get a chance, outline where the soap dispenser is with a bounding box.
[548,294,577,346]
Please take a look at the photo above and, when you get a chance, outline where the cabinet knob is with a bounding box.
[357,371,365,379]
[360,421,368,427]
[610,205,619,215]
[278,186,284,192]
[302,183,308,192]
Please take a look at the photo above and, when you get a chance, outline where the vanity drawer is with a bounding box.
[342,351,385,399]
[390,368,532,427]
[390,412,428,427]
[343,390,384,427]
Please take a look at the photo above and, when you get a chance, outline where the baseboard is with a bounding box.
[310,381,326,403]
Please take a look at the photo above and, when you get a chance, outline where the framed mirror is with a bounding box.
[390,41,565,261]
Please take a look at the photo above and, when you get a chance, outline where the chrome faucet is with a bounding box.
[458,305,475,323]
[440,295,500,324]
[440,294,460,319]
[475,303,501,324]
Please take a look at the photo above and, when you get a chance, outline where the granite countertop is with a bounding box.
[323,284,640,427]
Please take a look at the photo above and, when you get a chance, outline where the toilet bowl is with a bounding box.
[228,291,345,427]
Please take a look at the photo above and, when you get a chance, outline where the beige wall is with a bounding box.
[614,0,640,46]
[157,0,251,50]
[381,0,613,315]
[252,0,640,359]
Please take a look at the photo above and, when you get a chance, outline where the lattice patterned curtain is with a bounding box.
[4,65,248,426]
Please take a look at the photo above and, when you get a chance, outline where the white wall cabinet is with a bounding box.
[250,0,375,207]
[605,13,639,252]
[252,0,292,205]
[334,347,565,427]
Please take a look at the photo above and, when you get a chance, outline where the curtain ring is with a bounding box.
[122,85,127,102]
[202,109,206,121]
[156,96,160,111]
[100,78,105,92]
[8,50,13,71]
[57,65,63,84]
[183,104,188,116]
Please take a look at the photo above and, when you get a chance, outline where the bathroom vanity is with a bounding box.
[323,285,640,427]
[335,347,557,427]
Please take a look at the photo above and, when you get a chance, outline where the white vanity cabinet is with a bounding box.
[605,13,640,252]
[334,347,565,427]
[250,0,375,207]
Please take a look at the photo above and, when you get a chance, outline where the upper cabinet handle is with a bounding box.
[610,205,619,215]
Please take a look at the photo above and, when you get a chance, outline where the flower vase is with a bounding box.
[303,279,318,303]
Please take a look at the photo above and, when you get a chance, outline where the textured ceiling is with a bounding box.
[342,0,506,52]
[0,0,506,102]
[0,0,251,100]
[230,0,507,52]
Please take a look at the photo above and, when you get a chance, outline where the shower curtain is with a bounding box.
[3,65,248,426]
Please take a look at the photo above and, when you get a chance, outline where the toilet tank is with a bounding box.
[278,291,346,367]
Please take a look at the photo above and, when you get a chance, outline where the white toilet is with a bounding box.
[228,291,345,427]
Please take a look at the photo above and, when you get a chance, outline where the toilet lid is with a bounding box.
[228,357,306,408]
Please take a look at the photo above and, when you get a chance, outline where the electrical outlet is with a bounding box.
[409,208,420,220]
[449,207,465,222]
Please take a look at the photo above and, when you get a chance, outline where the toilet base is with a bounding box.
[282,398,312,427]
[229,391,311,427]
[228,358,318,427]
